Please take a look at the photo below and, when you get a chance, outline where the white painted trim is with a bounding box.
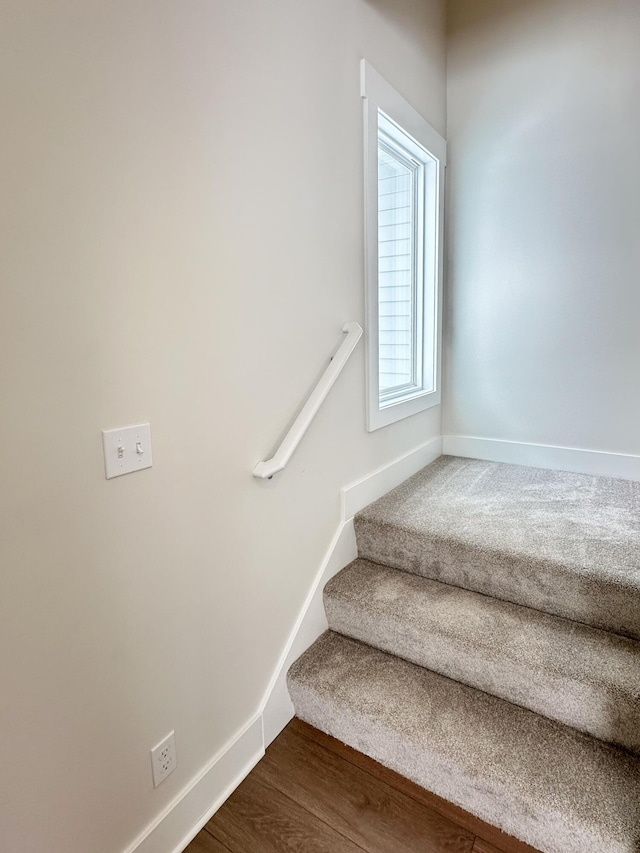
[443,435,640,481]
[361,59,446,433]
[360,60,446,163]
[123,715,264,853]
[342,436,443,520]
[260,436,443,745]
[124,521,358,853]
[124,442,445,852]
[259,519,357,746]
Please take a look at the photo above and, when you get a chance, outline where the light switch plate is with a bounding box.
[102,423,152,479]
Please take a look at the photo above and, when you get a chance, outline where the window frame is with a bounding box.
[361,60,446,432]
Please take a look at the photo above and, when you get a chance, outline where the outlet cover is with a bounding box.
[151,731,176,787]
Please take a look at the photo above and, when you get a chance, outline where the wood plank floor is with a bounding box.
[184,719,543,853]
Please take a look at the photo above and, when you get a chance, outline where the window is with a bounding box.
[361,60,446,431]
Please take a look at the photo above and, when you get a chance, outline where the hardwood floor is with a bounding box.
[184,719,542,853]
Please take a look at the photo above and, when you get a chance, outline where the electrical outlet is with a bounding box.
[151,731,176,787]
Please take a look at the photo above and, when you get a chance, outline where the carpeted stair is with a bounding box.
[287,456,640,853]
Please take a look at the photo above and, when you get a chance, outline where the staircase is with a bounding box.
[287,456,640,853]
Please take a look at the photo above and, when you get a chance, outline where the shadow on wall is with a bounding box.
[364,0,442,57]
[446,0,558,36]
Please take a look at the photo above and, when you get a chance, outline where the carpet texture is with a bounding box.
[355,455,640,639]
[288,632,640,853]
[287,456,640,853]
[325,558,640,753]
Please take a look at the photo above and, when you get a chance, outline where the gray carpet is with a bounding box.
[287,456,640,853]
[288,632,640,853]
[325,558,640,753]
[355,455,640,639]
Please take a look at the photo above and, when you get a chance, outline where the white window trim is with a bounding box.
[361,59,446,431]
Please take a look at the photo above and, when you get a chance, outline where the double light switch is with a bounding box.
[102,423,153,479]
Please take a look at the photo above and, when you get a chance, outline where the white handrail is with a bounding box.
[253,321,363,479]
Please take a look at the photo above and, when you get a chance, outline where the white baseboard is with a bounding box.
[342,436,443,520]
[260,435,444,747]
[124,714,264,853]
[443,435,640,481]
[129,440,444,852]
[259,519,357,746]
[131,432,639,852]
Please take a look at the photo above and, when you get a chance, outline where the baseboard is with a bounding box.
[443,435,640,481]
[341,436,443,520]
[137,442,444,851]
[124,714,264,853]
[260,436,444,746]
[259,519,357,746]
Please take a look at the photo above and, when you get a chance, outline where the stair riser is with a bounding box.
[325,596,640,754]
[355,516,640,640]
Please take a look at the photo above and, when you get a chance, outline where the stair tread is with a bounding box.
[325,558,640,752]
[288,631,640,853]
[355,455,640,638]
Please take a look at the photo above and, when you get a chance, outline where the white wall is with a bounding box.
[0,2,445,851]
[445,0,640,455]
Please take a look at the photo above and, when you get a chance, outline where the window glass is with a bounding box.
[377,138,417,394]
